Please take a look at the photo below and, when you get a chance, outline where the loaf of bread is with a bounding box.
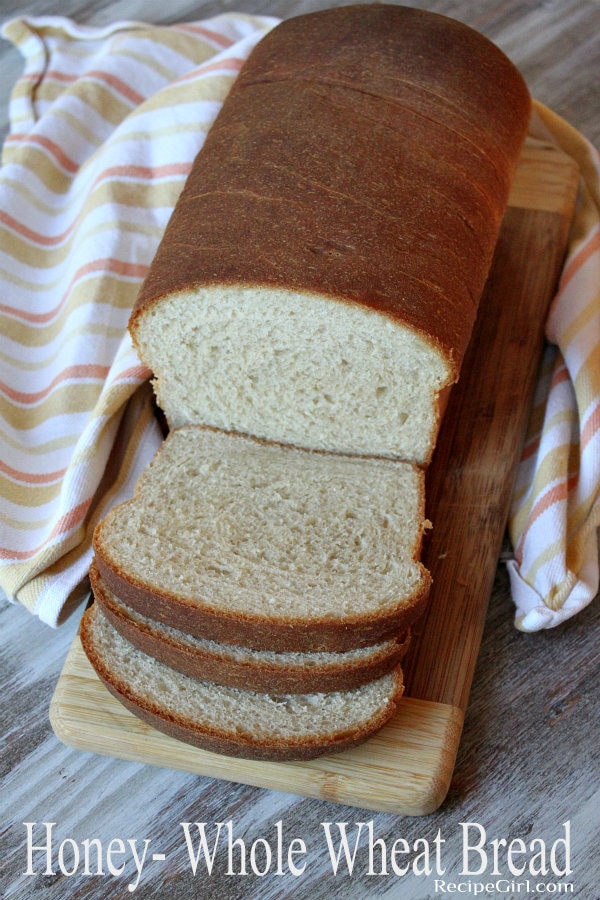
[80,602,405,761]
[84,7,533,762]
[129,4,531,464]
[93,425,430,652]
[90,560,410,693]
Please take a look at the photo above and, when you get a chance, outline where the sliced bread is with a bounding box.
[90,560,410,693]
[129,5,531,464]
[93,426,431,652]
[80,603,405,761]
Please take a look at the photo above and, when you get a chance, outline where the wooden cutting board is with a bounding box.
[49,138,580,816]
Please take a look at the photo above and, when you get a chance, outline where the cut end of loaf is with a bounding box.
[128,5,532,468]
[131,286,451,464]
[80,603,405,761]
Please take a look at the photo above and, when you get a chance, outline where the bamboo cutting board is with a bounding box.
[50,138,579,816]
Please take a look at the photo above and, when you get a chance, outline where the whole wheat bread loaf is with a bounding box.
[129,4,531,464]
[93,426,430,652]
[86,6,532,761]
[80,603,404,761]
[90,560,410,693]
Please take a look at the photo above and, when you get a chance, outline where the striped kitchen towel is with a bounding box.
[507,105,600,631]
[0,13,278,625]
[0,15,598,630]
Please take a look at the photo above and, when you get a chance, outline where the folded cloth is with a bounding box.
[0,14,278,625]
[507,105,600,631]
[0,15,598,630]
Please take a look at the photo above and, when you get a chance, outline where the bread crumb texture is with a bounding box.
[85,605,402,744]
[95,427,427,621]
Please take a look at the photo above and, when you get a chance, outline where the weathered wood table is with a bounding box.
[1,1,598,898]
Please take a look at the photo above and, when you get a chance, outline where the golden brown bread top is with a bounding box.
[131,4,531,374]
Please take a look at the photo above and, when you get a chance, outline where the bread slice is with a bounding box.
[93,426,431,652]
[80,603,405,761]
[129,6,531,464]
[90,560,410,693]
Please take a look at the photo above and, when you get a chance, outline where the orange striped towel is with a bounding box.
[0,16,598,631]
[0,14,278,625]
[507,106,600,630]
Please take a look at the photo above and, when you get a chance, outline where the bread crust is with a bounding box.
[90,561,411,693]
[130,4,531,380]
[79,605,405,762]
[92,547,430,653]
[92,424,432,652]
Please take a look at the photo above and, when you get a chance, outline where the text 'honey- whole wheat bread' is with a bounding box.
[89,559,411,693]
[92,426,431,652]
[80,603,405,762]
[129,4,531,465]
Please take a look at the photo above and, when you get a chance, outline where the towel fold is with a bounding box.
[507,104,600,631]
[0,14,598,630]
[0,13,278,624]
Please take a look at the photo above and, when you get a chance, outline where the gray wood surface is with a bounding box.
[1,1,599,898]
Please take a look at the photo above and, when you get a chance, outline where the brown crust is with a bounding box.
[91,426,432,652]
[92,546,431,653]
[90,560,411,693]
[79,605,404,762]
[130,4,531,379]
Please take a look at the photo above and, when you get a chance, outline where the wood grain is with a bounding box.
[404,142,580,709]
[2,3,599,898]
[50,637,464,817]
[49,141,579,817]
